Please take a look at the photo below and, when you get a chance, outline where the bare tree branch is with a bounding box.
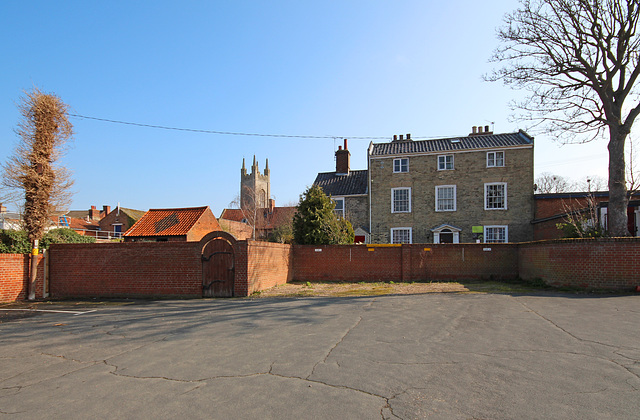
[487,0,640,235]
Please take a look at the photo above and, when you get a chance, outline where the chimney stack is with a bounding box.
[335,139,350,175]
[102,205,111,216]
[469,125,493,136]
[89,205,101,221]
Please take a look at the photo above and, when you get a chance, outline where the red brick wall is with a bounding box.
[48,242,202,298]
[293,245,403,282]
[292,244,520,282]
[417,244,519,281]
[187,208,222,242]
[237,241,292,296]
[0,254,45,303]
[533,194,611,240]
[5,238,638,302]
[0,254,28,303]
[519,238,640,290]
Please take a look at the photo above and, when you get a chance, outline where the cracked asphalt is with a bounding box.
[1,293,639,419]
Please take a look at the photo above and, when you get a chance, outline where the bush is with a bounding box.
[0,230,31,254]
[0,228,95,253]
[41,228,96,248]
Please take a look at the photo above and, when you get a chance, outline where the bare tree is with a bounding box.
[228,184,266,240]
[0,88,74,298]
[574,175,608,192]
[535,172,573,193]
[557,193,605,238]
[487,0,640,236]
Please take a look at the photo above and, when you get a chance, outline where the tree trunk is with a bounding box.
[607,128,629,236]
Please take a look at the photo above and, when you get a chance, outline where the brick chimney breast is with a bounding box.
[335,139,350,175]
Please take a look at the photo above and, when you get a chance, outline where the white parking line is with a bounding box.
[1,309,97,315]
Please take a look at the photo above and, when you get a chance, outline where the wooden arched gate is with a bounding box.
[201,232,236,297]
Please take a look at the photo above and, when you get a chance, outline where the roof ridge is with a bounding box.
[147,206,209,212]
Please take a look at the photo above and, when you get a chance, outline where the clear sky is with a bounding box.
[0,1,613,216]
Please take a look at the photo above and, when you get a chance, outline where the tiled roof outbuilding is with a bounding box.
[125,206,220,240]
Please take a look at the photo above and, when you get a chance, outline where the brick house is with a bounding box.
[124,206,221,242]
[367,128,535,244]
[98,206,146,239]
[313,139,369,243]
[532,192,640,240]
[61,205,145,239]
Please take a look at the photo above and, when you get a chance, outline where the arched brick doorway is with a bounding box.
[200,231,237,297]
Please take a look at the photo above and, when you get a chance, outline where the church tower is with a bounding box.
[241,156,270,209]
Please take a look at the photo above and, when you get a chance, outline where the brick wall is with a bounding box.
[3,238,638,302]
[237,241,292,295]
[48,242,202,298]
[0,254,45,303]
[519,238,640,290]
[293,245,404,282]
[292,243,520,283]
[187,208,222,241]
[417,244,519,281]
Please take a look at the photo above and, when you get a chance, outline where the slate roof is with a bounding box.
[370,131,533,156]
[125,206,210,237]
[313,169,368,197]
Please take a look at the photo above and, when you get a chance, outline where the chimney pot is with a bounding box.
[399,134,404,141]
[393,135,397,141]
[485,125,490,132]
[406,133,411,140]
[338,146,342,150]
[472,126,477,134]
[344,139,348,150]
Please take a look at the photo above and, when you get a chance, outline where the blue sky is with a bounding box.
[0,1,611,216]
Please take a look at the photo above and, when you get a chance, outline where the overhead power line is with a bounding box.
[68,113,392,140]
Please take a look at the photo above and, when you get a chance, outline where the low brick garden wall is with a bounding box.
[2,237,638,303]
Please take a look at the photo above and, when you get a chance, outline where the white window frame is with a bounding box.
[487,151,505,168]
[435,185,457,212]
[391,187,411,213]
[438,154,454,170]
[393,158,409,173]
[484,225,508,243]
[333,197,345,218]
[484,182,507,210]
[391,227,412,244]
